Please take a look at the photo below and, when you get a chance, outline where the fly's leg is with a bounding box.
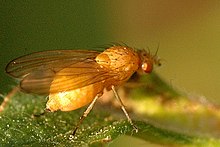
[111,85,138,133]
[33,108,50,117]
[72,94,100,135]
[0,86,19,112]
[33,96,50,117]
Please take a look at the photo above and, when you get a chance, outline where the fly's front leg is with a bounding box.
[111,85,138,133]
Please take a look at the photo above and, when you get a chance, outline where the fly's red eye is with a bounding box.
[142,62,153,73]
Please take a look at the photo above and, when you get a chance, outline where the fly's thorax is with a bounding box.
[95,46,140,74]
[95,46,141,89]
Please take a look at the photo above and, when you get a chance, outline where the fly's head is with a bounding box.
[137,48,161,73]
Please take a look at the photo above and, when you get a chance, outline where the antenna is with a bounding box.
[154,42,160,58]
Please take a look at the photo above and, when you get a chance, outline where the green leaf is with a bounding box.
[1,73,220,146]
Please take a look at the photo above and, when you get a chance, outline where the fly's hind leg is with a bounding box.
[0,86,19,112]
[111,85,138,133]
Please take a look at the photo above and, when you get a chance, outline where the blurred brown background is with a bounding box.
[106,1,220,104]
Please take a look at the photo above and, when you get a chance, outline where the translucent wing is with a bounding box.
[6,50,100,77]
[47,61,115,93]
[5,50,114,94]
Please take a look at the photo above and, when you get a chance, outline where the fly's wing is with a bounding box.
[5,50,111,94]
[20,60,114,94]
[6,50,100,78]
[47,60,114,94]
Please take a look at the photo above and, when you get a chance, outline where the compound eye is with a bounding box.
[142,62,153,73]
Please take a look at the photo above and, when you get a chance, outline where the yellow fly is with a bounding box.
[5,44,161,134]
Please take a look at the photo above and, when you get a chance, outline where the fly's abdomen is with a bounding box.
[47,82,103,111]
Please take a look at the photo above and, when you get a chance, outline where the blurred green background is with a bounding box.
[1,0,220,146]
